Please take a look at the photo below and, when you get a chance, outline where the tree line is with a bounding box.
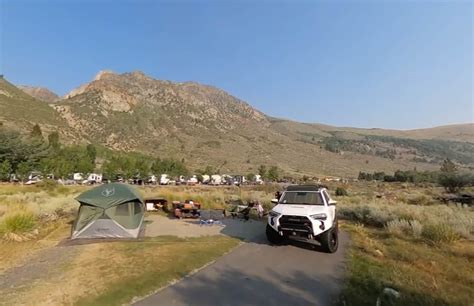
[0,125,283,182]
[358,158,474,193]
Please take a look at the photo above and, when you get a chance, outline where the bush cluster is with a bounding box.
[1,212,37,234]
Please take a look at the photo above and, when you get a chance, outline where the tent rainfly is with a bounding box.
[71,183,145,239]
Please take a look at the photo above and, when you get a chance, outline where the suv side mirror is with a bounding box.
[271,199,278,204]
[328,200,337,206]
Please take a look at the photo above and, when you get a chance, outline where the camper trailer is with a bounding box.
[231,175,246,186]
[160,174,170,185]
[147,175,157,185]
[25,172,42,185]
[210,174,222,185]
[187,175,198,185]
[82,173,102,185]
[201,174,210,184]
[73,173,84,182]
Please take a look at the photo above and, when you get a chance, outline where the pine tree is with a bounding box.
[0,160,12,181]
[30,124,43,139]
[48,132,60,150]
[440,158,457,173]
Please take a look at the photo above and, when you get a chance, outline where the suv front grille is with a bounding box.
[279,215,313,233]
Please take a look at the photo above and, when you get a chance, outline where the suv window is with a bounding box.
[280,191,324,205]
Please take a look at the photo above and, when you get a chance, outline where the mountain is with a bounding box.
[18,85,60,103]
[1,72,473,177]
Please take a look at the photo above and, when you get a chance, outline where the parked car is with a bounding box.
[266,185,338,253]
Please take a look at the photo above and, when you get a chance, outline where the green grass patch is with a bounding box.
[1,212,36,234]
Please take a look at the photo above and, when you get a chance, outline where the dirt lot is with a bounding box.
[144,214,265,241]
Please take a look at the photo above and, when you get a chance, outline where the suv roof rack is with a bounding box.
[285,184,328,192]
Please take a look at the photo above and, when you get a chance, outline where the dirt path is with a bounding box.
[135,231,350,306]
[0,243,80,305]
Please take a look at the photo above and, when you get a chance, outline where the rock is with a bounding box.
[376,287,400,306]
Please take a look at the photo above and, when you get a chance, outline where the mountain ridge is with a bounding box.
[18,85,60,103]
[1,72,473,176]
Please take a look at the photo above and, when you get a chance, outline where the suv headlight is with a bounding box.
[269,210,281,218]
[310,213,327,220]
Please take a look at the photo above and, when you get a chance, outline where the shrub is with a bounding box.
[386,219,411,236]
[338,205,395,227]
[35,179,58,189]
[410,220,423,237]
[422,224,460,243]
[406,194,433,206]
[1,212,37,234]
[439,174,467,193]
[386,219,423,237]
[335,187,348,196]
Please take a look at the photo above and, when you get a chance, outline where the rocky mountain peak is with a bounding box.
[94,70,116,81]
[18,85,60,102]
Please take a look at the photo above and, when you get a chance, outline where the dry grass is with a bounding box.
[2,236,239,306]
[340,223,474,306]
[335,182,474,241]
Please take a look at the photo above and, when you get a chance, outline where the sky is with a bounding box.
[0,0,472,129]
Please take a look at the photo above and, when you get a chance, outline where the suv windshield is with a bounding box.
[279,191,325,205]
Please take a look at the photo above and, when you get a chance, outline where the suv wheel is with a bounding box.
[320,221,338,253]
[266,224,286,245]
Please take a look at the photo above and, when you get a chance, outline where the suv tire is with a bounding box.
[266,224,286,245]
[320,219,338,253]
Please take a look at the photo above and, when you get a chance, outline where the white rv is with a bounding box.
[160,174,170,185]
[210,174,222,185]
[82,173,102,185]
[202,174,210,184]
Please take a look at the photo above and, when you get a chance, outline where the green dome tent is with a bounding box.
[71,183,145,239]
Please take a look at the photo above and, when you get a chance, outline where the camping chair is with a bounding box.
[229,202,255,221]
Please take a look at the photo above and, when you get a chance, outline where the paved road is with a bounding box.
[135,231,349,306]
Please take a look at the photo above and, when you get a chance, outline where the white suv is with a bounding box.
[266,185,338,253]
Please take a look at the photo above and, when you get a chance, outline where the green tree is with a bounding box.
[0,160,12,181]
[48,132,60,150]
[135,158,150,176]
[86,144,97,165]
[17,161,31,182]
[30,124,43,139]
[258,165,267,179]
[440,158,457,173]
[103,159,119,180]
[204,165,215,175]
[267,166,279,181]
[246,173,255,182]
[439,174,467,193]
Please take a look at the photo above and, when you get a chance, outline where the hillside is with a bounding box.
[0,78,69,134]
[1,72,473,177]
[18,85,60,103]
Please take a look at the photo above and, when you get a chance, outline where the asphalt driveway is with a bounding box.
[135,230,349,306]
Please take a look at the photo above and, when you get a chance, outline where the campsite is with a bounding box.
[1,1,473,305]
[0,180,473,305]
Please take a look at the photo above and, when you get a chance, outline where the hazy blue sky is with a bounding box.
[1,0,472,129]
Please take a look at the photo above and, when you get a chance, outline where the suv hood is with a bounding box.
[272,204,327,216]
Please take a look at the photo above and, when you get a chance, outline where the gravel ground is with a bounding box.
[144,214,265,241]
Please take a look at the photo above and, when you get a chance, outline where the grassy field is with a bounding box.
[333,182,474,306]
[340,223,473,305]
[2,235,239,306]
[0,182,473,305]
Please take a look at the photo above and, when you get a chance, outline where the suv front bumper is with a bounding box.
[268,215,330,237]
